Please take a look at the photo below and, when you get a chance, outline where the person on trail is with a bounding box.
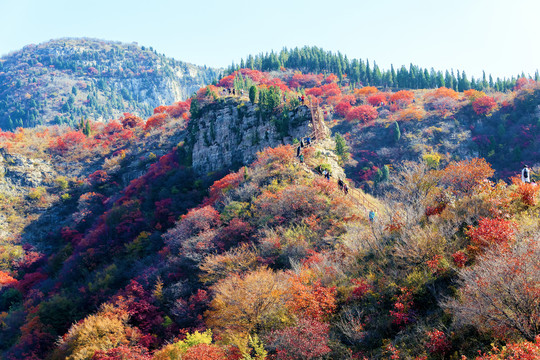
[369,210,376,223]
[299,154,304,163]
[324,170,331,180]
[522,165,531,183]
[297,146,301,157]
[300,139,304,148]
[337,178,344,190]
[306,137,311,145]
[301,95,305,104]
[343,183,349,195]
[232,88,236,95]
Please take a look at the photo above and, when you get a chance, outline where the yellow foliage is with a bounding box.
[206,267,291,351]
[422,152,442,169]
[52,303,138,360]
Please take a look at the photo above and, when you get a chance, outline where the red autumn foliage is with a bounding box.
[452,250,468,268]
[472,96,497,116]
[514,77,536,91]
[346,105,378,123]
[104,120,123,134]
[182,343,242,360]
[334,101,352,118]
[440,158,495,195]
[287,275,337,321]
[205,169,244,206]
[265,318,332,360]
[320,83,341,97]
[425,329,451,355]
[288,73,323,88]
[351,279,372,300]
[217,74,235,88]
[120,113,144,128]
[166,100,190,118]
[305,87,322,97]
[367,93,388,106]
[15,272,48,293]
[144,113,168,130]
[153,105,168,114]
[467,217,516,249]
[390,90,415,106]
[91,345,151,360]
[511,176,540,206]
[473,336,540,360]
[88,170,110,186]
[390,287,414,326]
[325,74,339,83]
[49,130,87,153]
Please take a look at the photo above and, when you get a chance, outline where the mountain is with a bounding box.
[0,38,220,130]
[0,63,539,359]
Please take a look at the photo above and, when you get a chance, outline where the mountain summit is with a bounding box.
[0,38,220,129]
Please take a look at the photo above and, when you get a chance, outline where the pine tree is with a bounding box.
[84,119,91,137]
[334,133,349,163]
[393,121,401,143]
[249,85,258,104]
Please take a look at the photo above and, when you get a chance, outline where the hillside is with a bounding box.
[0,66,539,360]
[0,38,220,129]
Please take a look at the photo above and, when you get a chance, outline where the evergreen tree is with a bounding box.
[334,133,349,163]
[393,121,401,143]
[249,85,258,104]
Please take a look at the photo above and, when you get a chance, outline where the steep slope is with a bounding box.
[0,38,220,129]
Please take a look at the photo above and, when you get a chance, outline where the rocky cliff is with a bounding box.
[190,99,314,174]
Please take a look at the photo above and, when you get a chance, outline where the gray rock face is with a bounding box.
[191,100,313,175]
[0,148,54,194]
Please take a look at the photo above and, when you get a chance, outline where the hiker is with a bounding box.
[301,95,305,104]
[299,154,304,163]
[306,137,311,145]
[232,88,236,95]
[337,178,344,190]
[369,210,376,223]
[300,139,304,148]
[343,183,349,195]
[324,170,331,180]
[522,165,531,183]
[297,146,301,157]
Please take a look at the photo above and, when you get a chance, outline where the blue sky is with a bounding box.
[1,0,538,80]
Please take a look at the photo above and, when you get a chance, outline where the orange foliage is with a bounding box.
[354,86,379,96]
[254,145,295,169]
[346,105,378,123]
[367,93,388,106]
[205,169,244,206]
[472,96,497,116]
[182,344,242,360]
[153,105,168,114]
[390,90,415,105]
[472,336,540,359]
[425,87,459,101]
[0,271,17,287]
[144,113,168,130]
[286,273,336,321]
[464,89,486,101]
[467,217,516,249]
[511,176,540,206]
[325,74,338,83]
[396,106,425,122]
[120,113,144,128]
[440,158,495,195]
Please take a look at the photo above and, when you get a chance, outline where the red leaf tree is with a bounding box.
[346,105,378,123]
